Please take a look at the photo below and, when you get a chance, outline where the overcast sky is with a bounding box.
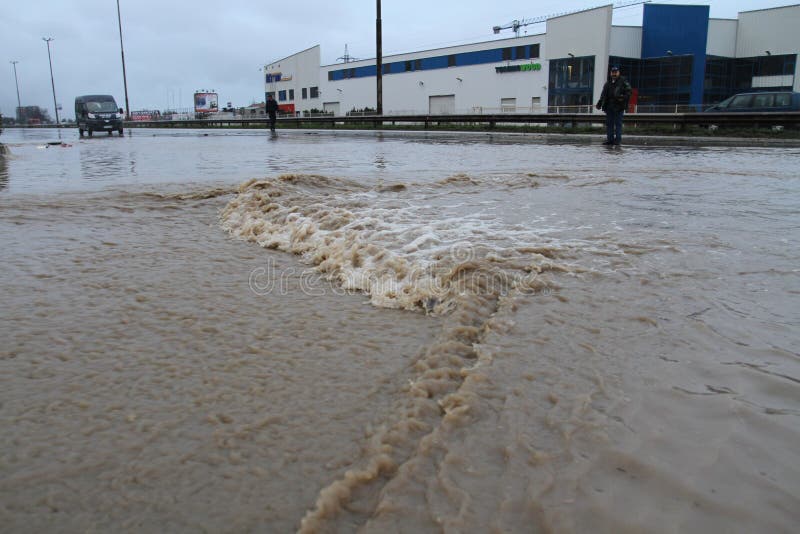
[0,0,791,118]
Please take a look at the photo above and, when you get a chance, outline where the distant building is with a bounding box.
[263,3,799,115]
[16,106,52,124]
[241,102,266,117]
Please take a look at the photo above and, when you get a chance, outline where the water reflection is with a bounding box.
[0,127,797,196]
[79,138,130,180]
[0,149,8,191]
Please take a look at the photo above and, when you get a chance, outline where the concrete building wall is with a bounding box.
[374,37,537,63]
[263,3,799,115]
[707,19,738,57]
[736,5,800,92]
[547,5,613,112]
[610,26,642,58]
[736,5,800,57]
[264,45,322,115]
[318,35,548,115]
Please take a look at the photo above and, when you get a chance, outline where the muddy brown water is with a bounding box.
[1,128,799,532]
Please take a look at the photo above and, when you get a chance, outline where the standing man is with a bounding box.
[596,65,632,145]
[266,94,279,132]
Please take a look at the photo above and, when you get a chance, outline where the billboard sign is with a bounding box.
[194,92,219,113]
[131,110,161,121]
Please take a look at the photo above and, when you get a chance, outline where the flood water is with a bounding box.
[1,128,799,532]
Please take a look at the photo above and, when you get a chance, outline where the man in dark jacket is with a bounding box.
[265,94,279,132]
[596,65,632,145]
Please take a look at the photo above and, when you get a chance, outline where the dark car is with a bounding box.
[705,91,800,112]
[75,95,124,136]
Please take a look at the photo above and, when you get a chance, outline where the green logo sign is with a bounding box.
[495,63,542,74]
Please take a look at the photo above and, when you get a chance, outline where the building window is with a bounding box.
[278,90,286,101]
[548,56,596,112]
[502,48,512,61]
[501,98,516,112]
[302,87,307,99]
[516,46,527,60]
[405,61,412,72]
[611,54,704,109]
[383,63,391,74]
[448,55,456,67]
[289,89,294,100]
[310,86,319,98]
[530,43,540,58]
[328,71,334,81]
[266,91,276,99]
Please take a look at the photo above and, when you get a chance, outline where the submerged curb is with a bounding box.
[259,128,800,148]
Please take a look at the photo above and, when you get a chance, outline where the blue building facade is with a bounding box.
[642,4,709,108]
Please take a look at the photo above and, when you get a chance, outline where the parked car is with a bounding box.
[705,91,800,112]
[75,95,124,136]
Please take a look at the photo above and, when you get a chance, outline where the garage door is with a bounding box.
[323,102,340,116]
[429,95,455,115]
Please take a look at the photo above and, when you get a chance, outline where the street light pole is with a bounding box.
[42,37,60,127]
[376,0,383,115]
[116,0,130,120]
[10,60,22,121]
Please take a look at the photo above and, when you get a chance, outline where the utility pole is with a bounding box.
[376,0,383,115]
[42,37,60,127]
[116,0,130,120]
[10,60,22,121]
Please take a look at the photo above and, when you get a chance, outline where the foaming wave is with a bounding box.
[220,174,574,529]
[221,174,569,314]
[139,187,238,201]
[434,172,571,190]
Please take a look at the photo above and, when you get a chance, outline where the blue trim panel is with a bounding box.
[642,4,709,107]
[327,44,541,80]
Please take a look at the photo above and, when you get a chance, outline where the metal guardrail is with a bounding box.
[8,112,800,130]
[123,111,800,130]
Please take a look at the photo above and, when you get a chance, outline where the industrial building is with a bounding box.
[263,3,799,116]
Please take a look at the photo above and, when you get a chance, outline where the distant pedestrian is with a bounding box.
[596,65,632,145]
[266,94,279,132]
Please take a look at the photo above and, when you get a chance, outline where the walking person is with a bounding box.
[596,65,632,145]
[266,94,279,132]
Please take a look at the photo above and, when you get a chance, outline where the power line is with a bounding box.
[337,44,359,63]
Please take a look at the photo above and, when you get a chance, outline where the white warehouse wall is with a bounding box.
[319,35,548,115]
[736,5,800,57]
[736,4,800,92]
[610,26,642,58]
[262,3,799,116]
[546,5,613,113]
[707,19,738,57]
[264,45,322,115]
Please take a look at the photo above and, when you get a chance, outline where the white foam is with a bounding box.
[221,175,572,313]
